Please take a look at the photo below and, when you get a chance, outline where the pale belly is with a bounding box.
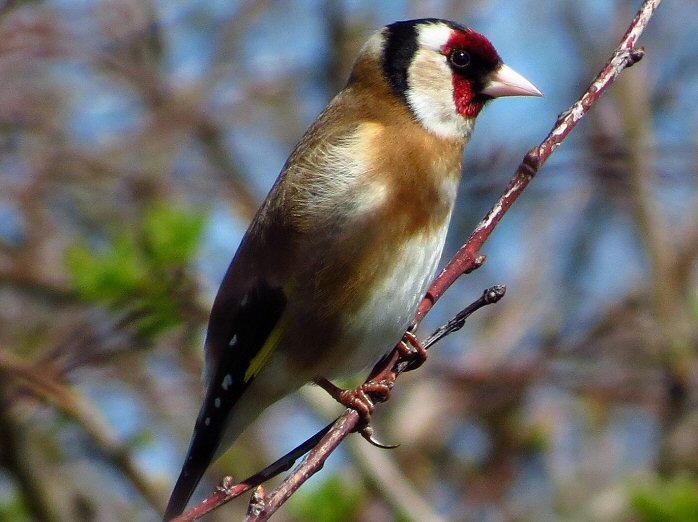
[322,224,450,378]
[211,219,451,457]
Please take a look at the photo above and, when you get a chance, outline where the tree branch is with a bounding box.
[415,3,655,322]
[0,381,62,522]
[0,350,164,513]
[173,1,662,519]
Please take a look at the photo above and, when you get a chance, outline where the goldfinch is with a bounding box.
[164,18,541,520]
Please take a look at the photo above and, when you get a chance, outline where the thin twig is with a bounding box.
[0,381,62,522]
[301,384,449,522]
[423,285,506,350]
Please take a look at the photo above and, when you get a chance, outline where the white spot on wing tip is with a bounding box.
[221,374,233,390]
[228,334,238,346]
[204,417,210,426]
[214,397,221,408]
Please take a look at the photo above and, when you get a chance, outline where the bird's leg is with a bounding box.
[397,330,428,371]
[314,377,398,449]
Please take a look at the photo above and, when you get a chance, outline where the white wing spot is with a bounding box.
[214,397,221,408]
[221,374,233,390]
[204,417,210,426]
[228,334,238,347]
[240,293,249,307]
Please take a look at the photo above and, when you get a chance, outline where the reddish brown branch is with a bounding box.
[174,1,662,520]
[169,424,334,522]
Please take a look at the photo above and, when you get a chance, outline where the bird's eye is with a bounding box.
[449,49,471,69]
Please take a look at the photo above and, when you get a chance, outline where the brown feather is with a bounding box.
[227,49,467,372]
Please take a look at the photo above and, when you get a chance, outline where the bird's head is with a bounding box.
[351,18,542,139]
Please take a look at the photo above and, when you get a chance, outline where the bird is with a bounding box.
[164,17,541,520]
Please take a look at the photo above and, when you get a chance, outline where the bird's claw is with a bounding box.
[339,380,398,449]
[330,379,393,422]
[397,330,428,371]
[315,377,398,448]
[359,424,399,449]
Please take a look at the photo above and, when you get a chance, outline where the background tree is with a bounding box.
[0,1,696,521]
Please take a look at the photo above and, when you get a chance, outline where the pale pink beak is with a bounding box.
[481,63,542,98]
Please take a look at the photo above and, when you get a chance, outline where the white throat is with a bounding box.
[406,78,475,139]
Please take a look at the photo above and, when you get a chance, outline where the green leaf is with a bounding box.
[65,203,207,338]
[631,473,698,522]
[288,475,364,522]
[66,236,145,303]
[142,204,206,269]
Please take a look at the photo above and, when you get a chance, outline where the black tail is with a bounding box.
[163,383,232,521]
[162,422,217,521]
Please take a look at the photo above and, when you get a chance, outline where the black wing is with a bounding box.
[163,281,286,520]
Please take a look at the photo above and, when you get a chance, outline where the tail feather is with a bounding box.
[162,420,218,521]
[163,465,206,521]
[162,358,269,519]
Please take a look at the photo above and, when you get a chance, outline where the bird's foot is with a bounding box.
[314,377,398,449]
[397,330,428,371]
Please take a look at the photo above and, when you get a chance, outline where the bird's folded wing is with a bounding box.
[163,280,286,520]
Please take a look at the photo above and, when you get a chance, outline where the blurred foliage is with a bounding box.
[66,204,206,338]
[288,475,364,522]
[631,474,698,522]
[0,498,29,522]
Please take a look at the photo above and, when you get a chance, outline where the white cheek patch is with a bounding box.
[406,49,475,140]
